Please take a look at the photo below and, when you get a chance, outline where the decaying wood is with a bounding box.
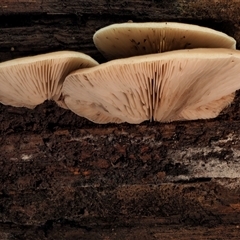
[1,0,240,239]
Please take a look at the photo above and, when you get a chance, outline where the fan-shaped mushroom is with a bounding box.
[0,51,98,109]
[93,22,236,60]
[62,48,240,124]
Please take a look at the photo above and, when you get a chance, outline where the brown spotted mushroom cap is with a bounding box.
[93,22,236,60]
[62,48,240,124]
[0,51,98,109]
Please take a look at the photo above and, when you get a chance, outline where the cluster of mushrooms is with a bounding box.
[1,22,240,124]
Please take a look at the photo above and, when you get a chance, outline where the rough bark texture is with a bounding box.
[1,1,240,239]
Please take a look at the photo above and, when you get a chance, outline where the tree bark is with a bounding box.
[1,1,240,239]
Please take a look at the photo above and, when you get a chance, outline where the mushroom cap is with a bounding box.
[0,51,98,109]
[62,48,240,124]
[93,22,236,60]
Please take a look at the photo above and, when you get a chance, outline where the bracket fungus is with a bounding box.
[93,22,236,60]
[0,51,98,109]
[62,48,240,124]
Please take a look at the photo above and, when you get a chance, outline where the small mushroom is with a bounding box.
[62,48,240,123]
[93,22,236,60]
[0,51,98,109]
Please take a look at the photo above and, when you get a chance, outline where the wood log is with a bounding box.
[1,1,240,239]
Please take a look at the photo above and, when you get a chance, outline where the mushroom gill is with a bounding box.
[0,51,99,109]
[62,48,240,123]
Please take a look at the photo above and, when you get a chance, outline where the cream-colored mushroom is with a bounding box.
[0,51,98,109]
[93,22,236,60]
[62,48,240,124]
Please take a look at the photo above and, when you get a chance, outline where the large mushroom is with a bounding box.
[62,48,240,124]
[93,22,236,60]
[0,51,98,109]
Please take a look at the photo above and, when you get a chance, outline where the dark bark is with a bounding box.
[1,1,240,239]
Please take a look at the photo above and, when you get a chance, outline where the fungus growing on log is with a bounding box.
[93,22,236,60]
[0,51,98,109]
[62,48,240,123]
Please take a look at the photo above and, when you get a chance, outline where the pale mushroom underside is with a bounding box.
[63,65,152,124]
[93,22,236,60]
[0,51,98,109]
[62,48,240,124]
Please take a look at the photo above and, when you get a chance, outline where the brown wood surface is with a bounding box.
[1,1,240,239]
